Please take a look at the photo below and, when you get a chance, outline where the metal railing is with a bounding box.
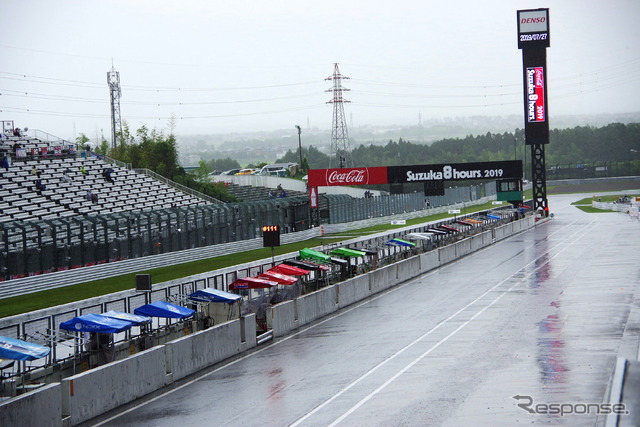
[0,207,518,385]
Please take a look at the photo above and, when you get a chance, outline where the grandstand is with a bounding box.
[1,143,208,223]
[0,124,233,280]
[0,121,497,282]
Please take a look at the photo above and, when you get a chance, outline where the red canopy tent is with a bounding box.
[269,264,310,276]
[229,277,278,290]
[257,271,298,285]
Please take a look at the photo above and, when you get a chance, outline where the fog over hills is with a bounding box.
[176,113,640,167]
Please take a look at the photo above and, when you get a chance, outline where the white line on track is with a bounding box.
[96,218,592,426]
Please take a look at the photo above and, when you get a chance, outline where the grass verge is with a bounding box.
[1,201,502,318]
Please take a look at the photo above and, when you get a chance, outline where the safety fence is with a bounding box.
[0,181,494,280]
[0,207,518,388]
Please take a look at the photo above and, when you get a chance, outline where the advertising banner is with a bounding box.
[387,160,522,184]
[308,166,388,187]
[526,66,545,123]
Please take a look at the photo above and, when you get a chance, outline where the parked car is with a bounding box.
[236,168,256,175]
[220,169,241,175]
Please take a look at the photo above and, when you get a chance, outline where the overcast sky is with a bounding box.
[1,0,639,141]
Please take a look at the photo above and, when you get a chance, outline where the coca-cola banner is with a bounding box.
[308,167,388,187]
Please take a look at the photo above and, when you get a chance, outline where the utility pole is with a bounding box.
[295,125,303,173]
[326,63,351,168]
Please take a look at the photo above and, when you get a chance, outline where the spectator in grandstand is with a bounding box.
[31,165,38,176]
[62,169,72,184]
[91,192,99,204]
[86,190,93,202]
[35,173,46,192]
[278,190,287,198]
[80,165,88,176]
[13,128,21,137]
[102,167,114,183]
[268,190,275,198]
[0,155,9,171]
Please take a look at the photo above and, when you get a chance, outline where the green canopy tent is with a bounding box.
[299,248,332,263]
[330,247,367,280]
[329,247,367,258]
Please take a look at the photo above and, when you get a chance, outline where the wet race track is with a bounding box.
[96,193,640,426]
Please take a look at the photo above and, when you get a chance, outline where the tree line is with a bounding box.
[85,121,639,201]
[85,122,238,202]
[276,123,640,170]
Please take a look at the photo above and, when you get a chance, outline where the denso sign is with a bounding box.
[518,9,548,33]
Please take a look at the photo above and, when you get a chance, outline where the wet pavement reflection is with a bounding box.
[99,193,640,427]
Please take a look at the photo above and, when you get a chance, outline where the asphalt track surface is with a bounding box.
[95,193,640,426]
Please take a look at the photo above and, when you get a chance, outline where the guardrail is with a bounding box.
[0,197,494,300]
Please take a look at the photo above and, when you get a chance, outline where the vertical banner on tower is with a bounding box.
[518,8,550,145]
[526,66,545,123]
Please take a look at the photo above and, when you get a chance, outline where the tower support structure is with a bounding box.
[326,63,351,168]
[107,65,123,149]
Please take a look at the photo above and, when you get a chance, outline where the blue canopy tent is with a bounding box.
[134,301,195,319]
[102,311,152,326]
[0,336,50,361]
[59,313,134,334]
[386,238,416,247]
[189,288,242,304]
[189,288,243,325]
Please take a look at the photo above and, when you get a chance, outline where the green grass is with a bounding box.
[0,238,339,318]
[0,201,505,318]
[571,194,639,205]
[574,206,616,213]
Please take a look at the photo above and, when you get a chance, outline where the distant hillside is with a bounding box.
[176,113,640,167]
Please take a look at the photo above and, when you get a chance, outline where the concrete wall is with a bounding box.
[455,238,472,258]
[370,264,398,294]
[0,383,62,427]
[240,313,257,352]
[420,251,440,272]
[397,256,422,283]
[268,300,298,337]
[6,215,538,426]
[337,276,370,309]
[439,245,457,265]
[166,320,242,381]
[62,346,167,426]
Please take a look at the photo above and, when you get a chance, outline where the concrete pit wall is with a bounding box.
[1,216,538,426]
[0,383,61,427]
[166,319,243,381]
[62,346,168,426]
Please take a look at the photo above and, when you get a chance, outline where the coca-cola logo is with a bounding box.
[327,169,368,185]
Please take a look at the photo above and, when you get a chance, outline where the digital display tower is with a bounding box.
[518,8,550,214]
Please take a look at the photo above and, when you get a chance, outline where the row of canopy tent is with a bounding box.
[58,288,243,335]
[228,263,309,290]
